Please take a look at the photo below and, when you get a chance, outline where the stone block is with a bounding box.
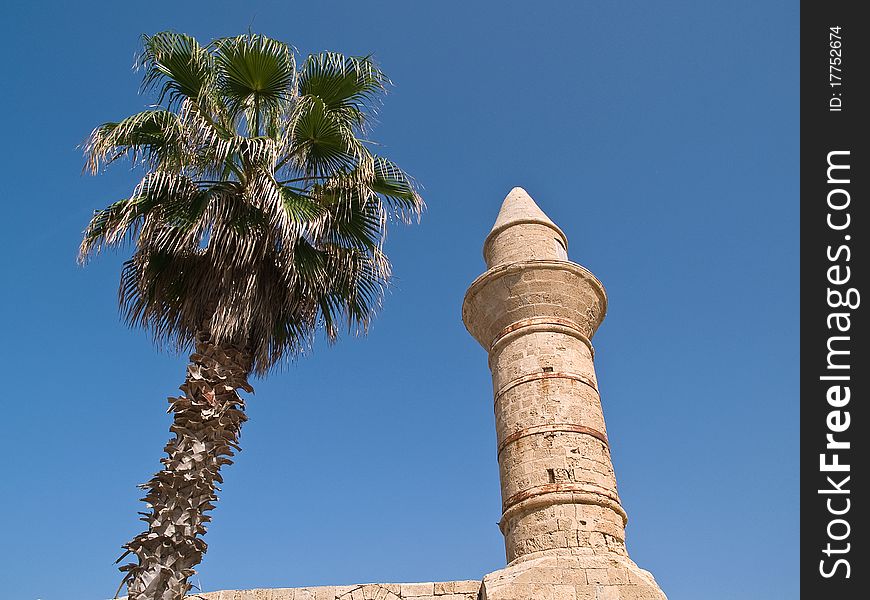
[314,587,337,600]
[552,585,576,600]
[584,569,609,585]
[400,583,435,597]
[452,581,482,594]
[434,581,455,595]
[573,585,596,600]
[595,587,620,600]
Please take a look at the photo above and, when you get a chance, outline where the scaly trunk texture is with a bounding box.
[119,332,253,600]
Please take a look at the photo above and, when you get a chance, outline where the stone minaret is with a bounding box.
[463,188,667,600]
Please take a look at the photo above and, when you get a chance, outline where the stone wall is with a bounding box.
[184,580,481,600]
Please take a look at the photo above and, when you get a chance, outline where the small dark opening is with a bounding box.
[554,237,568,260]
[543,366,554,373]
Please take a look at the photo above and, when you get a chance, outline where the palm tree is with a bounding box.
[80,31,422,600]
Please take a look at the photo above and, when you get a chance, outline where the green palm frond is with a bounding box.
[372,156,424,219]
[287,95,369,177]
[140,32,215,108]
[281,187,326,225]
[213,34,296,135]
[299,53,386,129]
[85,110,184,174]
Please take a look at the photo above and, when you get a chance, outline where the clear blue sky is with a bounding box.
[0,2,798,599]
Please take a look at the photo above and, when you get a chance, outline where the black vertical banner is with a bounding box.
[802,3,869,598]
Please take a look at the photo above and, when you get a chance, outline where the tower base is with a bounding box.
[481,553,667,600]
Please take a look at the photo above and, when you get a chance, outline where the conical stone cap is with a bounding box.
[489,187,558,235]
[483,187,568,267]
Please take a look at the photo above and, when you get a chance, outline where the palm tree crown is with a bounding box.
[81,31,422,374]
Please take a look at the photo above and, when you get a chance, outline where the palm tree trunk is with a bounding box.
[120,332,253,600]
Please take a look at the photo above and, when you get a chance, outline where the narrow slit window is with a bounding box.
[554,237,568,260]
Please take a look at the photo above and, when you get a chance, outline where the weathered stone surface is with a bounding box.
[336,584,401,599]
[165,582,481,600]
[480,555,665,600]
[484,187,569,268]
[400,582,435,597]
